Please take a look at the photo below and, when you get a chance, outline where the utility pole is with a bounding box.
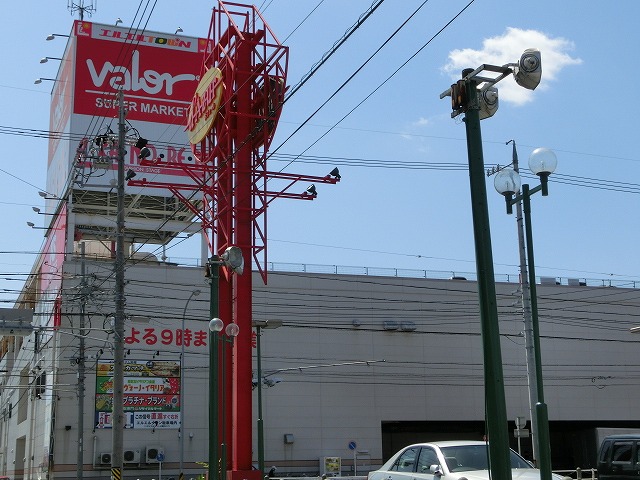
[111,88,126,479]
[77,242,86,480]
[508,140,540,463]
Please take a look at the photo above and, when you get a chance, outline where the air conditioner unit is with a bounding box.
[99,452,112,465]
[124,449,141,464]
[146,446,164,463]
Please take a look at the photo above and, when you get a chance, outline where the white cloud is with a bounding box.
[443,27,582,106]
[413,117,430,127]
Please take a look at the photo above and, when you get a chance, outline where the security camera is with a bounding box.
[513,48,541,90]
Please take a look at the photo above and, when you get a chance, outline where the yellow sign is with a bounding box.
[186,67,224,144]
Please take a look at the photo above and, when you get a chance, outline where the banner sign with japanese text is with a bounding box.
[94,359,181,429]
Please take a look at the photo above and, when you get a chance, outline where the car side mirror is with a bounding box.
[430,465,443,476]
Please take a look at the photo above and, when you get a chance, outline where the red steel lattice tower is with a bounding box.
[129,2,339,479]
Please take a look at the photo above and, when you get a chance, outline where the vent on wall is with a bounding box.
[400,321,417,332]
[383,320,399,331]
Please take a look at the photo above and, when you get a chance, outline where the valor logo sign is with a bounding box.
[86,50,196,95]
[73,21,204,125]
[186,66,224,144]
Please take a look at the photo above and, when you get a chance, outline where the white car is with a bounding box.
[367,440,564,480]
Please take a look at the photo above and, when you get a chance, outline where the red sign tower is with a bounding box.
[129,2,340,479]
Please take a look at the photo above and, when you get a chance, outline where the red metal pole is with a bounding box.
[231,32,256,477]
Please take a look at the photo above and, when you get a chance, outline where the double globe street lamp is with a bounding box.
[209,317,240,480]
[206,246,244,480]
[494,147,557,480]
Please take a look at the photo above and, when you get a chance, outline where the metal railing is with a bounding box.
[118,253,640,290]
[553,468,597,480]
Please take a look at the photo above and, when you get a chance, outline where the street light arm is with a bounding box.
[511,183,544,205]
[263,359,386,378]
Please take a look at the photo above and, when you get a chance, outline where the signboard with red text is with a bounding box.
[46,20,209,202]
[73,20,209,123]
[37,203,67,334]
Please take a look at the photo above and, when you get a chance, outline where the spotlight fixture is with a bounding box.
[513,48,542,90]
[125,169,137,181]
[328,167,341,180]
[305,184,317,197]
[135,138,148,149]
[115,18,123,26]
[175,27,183,34]
[94,129,114,148]
[221,246,245,275]
[135,138,151,159]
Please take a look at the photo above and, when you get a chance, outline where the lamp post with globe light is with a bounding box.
[209,318,240,480]
[206,247,244,480]
[494,147,557,480]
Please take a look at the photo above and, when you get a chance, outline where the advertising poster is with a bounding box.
[94,359,181,429]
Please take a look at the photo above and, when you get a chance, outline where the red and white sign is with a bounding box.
[73,20,209,124]
[46,21,211,200]
[38,204,67,331]
[48,38,75,163]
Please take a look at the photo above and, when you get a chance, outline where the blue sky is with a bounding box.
[1,0,639,304]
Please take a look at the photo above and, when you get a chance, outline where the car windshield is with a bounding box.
[440,445,532,472]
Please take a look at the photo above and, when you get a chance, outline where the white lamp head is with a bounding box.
[479,86,499,120]
[221,246,244,274]
[225,323,240,337]
[209,318,224,332]
[514,48,542,90]
[494,168,521,196]
[528,147,557,176]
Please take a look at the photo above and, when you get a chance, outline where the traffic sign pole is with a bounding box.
[157,452,165,480]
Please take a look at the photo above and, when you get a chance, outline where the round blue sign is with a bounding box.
[348,441,357,450]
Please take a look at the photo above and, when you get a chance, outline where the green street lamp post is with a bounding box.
[207,247,245,480]
[494,147,557,480]
[209,318,240,480]
[440,48,542,480]
[208,258,220,480]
